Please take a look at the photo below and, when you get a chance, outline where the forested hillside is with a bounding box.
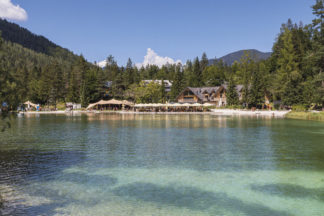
[0,33,103,109]
[0,19,78,62]
[208,49,272,65]
[0,0,323,110]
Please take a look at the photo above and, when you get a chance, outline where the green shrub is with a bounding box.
[292,104,308,112]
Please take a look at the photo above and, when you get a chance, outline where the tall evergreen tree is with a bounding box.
[124,58,134,87]
[170,64,184,100]
[226,77,239,106]
[310,0,324,108]
[200,52,209,72]
[67,69,79,103]
[275,28,303,105]
[249,64,265,108]
[86,67,100,103]
[192,57,202,87]
[238,52,253,107]
[184,60,194,87]
[80,81,88,108]
[50,61,64,108]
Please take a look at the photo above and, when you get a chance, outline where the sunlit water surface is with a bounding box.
[1,113,324,216]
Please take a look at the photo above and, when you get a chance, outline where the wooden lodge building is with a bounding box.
[176,85,244,107]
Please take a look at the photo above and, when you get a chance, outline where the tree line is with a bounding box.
[0,0,323,110]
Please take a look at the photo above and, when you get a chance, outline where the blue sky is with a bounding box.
[3,0,315,66]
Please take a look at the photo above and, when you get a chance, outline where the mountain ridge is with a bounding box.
[0,18,79,62]
[209,49,272,65]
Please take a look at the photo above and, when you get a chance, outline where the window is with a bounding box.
[185,91,194,96]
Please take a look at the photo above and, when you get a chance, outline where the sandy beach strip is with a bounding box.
[210,109,290,117]
[21,109,291,117]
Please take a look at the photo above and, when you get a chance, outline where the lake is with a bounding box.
[1,113,324,216]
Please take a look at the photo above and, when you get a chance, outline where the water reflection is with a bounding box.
[1,114,324,215]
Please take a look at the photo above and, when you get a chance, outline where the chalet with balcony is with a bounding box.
[176,86,225,106]
[176,85,244,107]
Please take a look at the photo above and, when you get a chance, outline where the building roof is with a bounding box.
[176,84,244,102]
[176,86,223,102]
[222,84,244,93]
[142,80,172,87]
[187,87,221,101]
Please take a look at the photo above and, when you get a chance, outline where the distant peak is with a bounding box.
[209,49,272,65]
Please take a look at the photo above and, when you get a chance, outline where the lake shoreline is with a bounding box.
[21,109,291,117]
[285,111,324,121]
[210,109,290,117]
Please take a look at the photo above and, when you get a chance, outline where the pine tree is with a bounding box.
[86,67,100,103]
[238,52,253,107]
[275,28,303,105]
[249,64,265,108]
[170,64,184,100]
[192,57,202,87]
[80,81,88,108]
[124,58,134,87]
[15,66,29,103]
[38,64,52,105]
[184,60,194,87]
[202,64,225,86]
[67,69,79,103]
[51,61,65,107]
[200,52,209,72]
[311,0,324,108]
[227,77,239,106]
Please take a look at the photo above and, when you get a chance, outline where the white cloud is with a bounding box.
[0,0,27,21]
[96,60,107,68]
[136,48,182,68]
[96,48,182,68]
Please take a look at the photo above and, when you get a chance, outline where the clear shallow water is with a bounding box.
[0,113,324,216]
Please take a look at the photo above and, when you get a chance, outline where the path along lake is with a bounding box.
[1,113,324,216]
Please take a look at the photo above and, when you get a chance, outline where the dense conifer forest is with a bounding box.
[0,0,323,110]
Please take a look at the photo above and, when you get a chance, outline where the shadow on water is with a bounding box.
[10,172,118,216]
[0,149,86,184]
[57,172,117,187]
[113,182,292,216]
[11,203,66,216]
[0,149,87,215]
[251,183,324,202]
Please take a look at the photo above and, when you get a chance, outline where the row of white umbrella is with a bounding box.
[24,101,38,108]
[87,99,134,110]
[134,103,214,108]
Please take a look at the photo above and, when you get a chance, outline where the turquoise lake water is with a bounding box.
[1,113,324,216]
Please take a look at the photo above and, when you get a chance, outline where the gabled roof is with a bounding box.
[176,86,223,101]
[222,84,244,92]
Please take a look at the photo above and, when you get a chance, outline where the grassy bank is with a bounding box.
[286,111,324,121]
